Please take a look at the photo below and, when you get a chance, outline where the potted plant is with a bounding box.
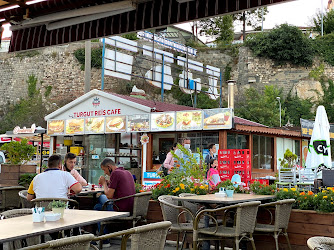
[225,185,235,197]
[48,200,67,218]
[0,138,36,185]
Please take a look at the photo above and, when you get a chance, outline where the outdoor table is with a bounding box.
[73,187,104,210]
[173,193,275,206]
[0,209,129,248]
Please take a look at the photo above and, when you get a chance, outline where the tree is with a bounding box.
[316,79,334,122]
[235,85,284,127]
[199,15,234,45]
[283,91,314,126]
[245,24,315,67]
[233,7,269,41]
[313,9,334,35]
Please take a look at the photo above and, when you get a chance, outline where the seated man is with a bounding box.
[27,154,82,201]
[95,158,135,212]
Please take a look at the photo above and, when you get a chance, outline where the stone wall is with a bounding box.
[0,42,333,114]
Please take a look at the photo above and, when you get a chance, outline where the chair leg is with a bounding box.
[235,236,239,250]
[250,233,256,250]
[274,232,279,250]
[176,232,180,250]
[180,233,186,250]
[283,229,292,250]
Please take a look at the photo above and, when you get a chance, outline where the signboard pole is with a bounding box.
[220,71,223,108]
[161,54,164,102]
[101,38,106,90]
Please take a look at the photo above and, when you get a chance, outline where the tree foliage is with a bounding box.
[283,91,314,126]
[235,85,283,127]
[313,9,334,35]
[245,24,315,66]
[313,33,334,66]
[0,75,50,134]
[316,79,334,122]
[199,15,234,45]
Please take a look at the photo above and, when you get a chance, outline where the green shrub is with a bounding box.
[245,24,315,67]
[1,138,36,164]
[313,33,334,66]
[19,173,37,188]
[74,47,103,70]
[121,33,139,40]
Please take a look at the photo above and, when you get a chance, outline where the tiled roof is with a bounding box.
[110,93,267,127]
[110,93,198,112]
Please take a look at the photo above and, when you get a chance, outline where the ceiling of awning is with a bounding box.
[0,0,295,52]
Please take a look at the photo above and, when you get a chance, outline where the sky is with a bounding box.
[1,0,325,39]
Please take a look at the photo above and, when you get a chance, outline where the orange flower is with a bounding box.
[176,164,180,168]
[300,192,305,196]
[166,184,171,188]
[308,191,314,195]
[304,197,307,199]
[139,190,144,192]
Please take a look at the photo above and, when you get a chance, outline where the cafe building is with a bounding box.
[45,89,306,185]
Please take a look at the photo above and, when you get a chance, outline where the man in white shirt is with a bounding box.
[27,154,82,200]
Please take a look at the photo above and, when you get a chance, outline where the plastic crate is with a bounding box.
[233,169,251,179]
[231,149,251,160]
[250,179,269,185]
[218,160,231,169]
[231,160,251,170]
[219,169,232,180]
[218,150,231,159]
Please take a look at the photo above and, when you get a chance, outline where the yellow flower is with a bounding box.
[291,188,296,191]
[323,196,328,199]
[175,187,180,192]
[180,183,185,190]
[322,190,326,193]
[283,188,289,192]
[315,194,318,197]
[190,188,194,192]
[331,202,334,205]
[199,185,205,189]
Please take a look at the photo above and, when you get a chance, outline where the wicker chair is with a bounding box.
[20,233,95,250]
[307,236,334,250]
[158,195,194,250]
[0,186,25,211]
[19,190,34,208]
[193,201,261,250]
[254,199,295,250]
[0,208,40,249]
[31,197,79,210]
[92,221,172,250]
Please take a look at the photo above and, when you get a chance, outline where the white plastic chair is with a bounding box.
[276,167,296,189]
[297,168,315,191]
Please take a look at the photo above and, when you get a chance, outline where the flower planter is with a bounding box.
[0,164,36,186]
[52,207,65,218]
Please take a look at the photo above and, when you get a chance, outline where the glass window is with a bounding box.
[252,135,274,170]
[187,132,219,151]
[227,133,248,149]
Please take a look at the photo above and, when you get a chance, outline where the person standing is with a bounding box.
[204,144,217,168]
[163,143,178,174]
[63,152,87,186]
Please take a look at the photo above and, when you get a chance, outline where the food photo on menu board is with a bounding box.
[203,108,233,130]
[66,119,84,134]
[127,114,150,132]
[151,112,175,131]
[85,117,105,134]
[47,120,65,135]
[176,111,202,130]
[105,116,126,133]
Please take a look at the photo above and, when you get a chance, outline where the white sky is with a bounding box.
[1,0,325,39]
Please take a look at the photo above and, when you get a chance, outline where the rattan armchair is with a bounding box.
[19,190,34,208]
[158,195,195,250]
[307,236,334,250]
[92,221,172,250]
[0,186,25,211]
[31,197,79,210]
[254,199,295,250]
[20,233,95,250]
[0,208,40,249]
[193,201,261,250]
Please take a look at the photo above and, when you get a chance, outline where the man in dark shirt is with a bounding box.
[94,158,135,212]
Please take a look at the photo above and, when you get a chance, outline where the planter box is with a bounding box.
[0,164,36,186]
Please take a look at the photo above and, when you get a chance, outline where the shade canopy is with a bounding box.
[305,106,332,178]
[0,0,296,52]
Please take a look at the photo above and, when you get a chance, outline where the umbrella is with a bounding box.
[305,106,332,178]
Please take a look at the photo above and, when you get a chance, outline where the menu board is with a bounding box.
[176,111,202,130]
[105,116,126,133]
[85,117,105,134]
[65,119,84,134]
[150,112,175,131]
[127,114,150,132]
[203,108,233,130]
[47,120,65,135]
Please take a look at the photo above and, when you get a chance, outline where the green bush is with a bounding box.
[74,47,103,70]
[19,173,37,188]
[313,33,334,66]
[245,24,315,67]
[1,138,36,164]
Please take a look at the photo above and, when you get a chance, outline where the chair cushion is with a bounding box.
[255,223,276,232]
[198,225,237,237]
[170,223,193,232]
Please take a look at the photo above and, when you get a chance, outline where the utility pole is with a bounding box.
[276,97,281,127]
[84,40,91,93]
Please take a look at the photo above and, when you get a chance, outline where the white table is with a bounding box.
[0,209,129,244]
